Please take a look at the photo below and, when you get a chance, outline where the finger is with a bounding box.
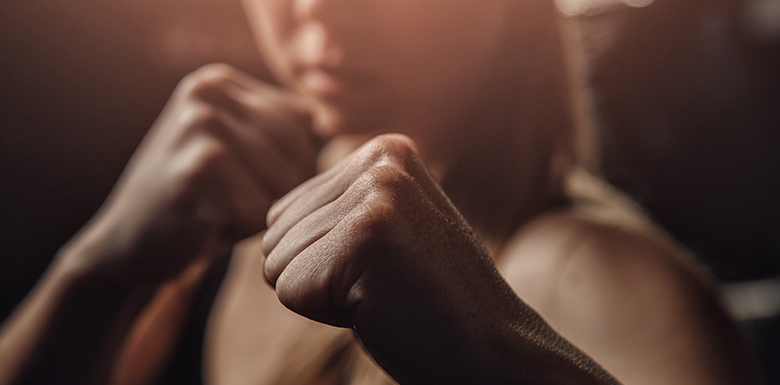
[272,198,390,328]
[264,142,359,227]
[202,107,311,198]
[264,134,418,250]
[188,135,273,241]
[223,68,315,118]
[180,64,319,167]
[265,133,394,226]
[219,71,321,165]
[265,162,418,284]
[264,184,364,286]
[175,64,262,124]
[262,151,372,254]
[244,92,321,168]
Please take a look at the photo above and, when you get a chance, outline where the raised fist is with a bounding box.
[268,132,519,352]
[77,63,319,285]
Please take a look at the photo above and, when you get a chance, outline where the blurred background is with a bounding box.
[0,0,778,383]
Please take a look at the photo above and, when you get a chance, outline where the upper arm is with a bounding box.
[499,214,760,385]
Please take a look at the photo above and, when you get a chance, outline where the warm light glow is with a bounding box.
[555,0,655,16]
[745,0,780,42]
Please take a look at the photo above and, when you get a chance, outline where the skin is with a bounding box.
[209,0,760,384]
[242,0,508,139]
[0,0,761,384]
[498,209,760,385]
[207,137,758,385]
[259,134,619,384]
[0,64,319,384]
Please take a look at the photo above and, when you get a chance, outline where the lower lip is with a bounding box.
[300,68,345,97]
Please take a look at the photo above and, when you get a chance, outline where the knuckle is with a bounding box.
[360,195,395,224]
[168,105,225,144]
[364,134,418,164]
[347,195,397,239]
[178,63,236,100]
[186,104,222,128]
[191,63,238,83]
[182,136,230,177]
[197,63,237,75]
[356,163,411,193]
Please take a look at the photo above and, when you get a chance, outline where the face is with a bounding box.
[241,0,509,138]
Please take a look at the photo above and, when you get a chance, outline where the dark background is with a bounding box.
[581,0,780,282]
[0,0,270,319]
[1,0,778,382]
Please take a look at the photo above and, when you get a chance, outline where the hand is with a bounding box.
[262,134,515,368]
[262,134,621,385]
[0,64,320,385]
[264,133,488,322]
[72,63,319,286]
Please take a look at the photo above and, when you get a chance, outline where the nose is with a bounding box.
[293,0,319,20]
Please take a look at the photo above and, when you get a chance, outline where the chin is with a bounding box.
[310,104,343,138]
[311,101,397,139]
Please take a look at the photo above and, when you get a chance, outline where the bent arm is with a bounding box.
[0,64,319,385]
[351,256,620,385]
[262,134,621,384]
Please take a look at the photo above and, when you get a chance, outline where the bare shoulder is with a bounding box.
[497,210,759,385]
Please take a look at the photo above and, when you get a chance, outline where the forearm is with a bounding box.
[473,300,620,385]
[0,241,156,385]
[261,135,620,384]
[352,266,620,385]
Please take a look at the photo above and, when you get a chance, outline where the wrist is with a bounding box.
[52,220,151,296]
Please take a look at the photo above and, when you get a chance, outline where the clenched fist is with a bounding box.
[75,63,319,286]
[262,134,530,383]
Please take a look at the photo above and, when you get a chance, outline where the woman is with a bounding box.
[0,0,760,384]
[204,0,760,384]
